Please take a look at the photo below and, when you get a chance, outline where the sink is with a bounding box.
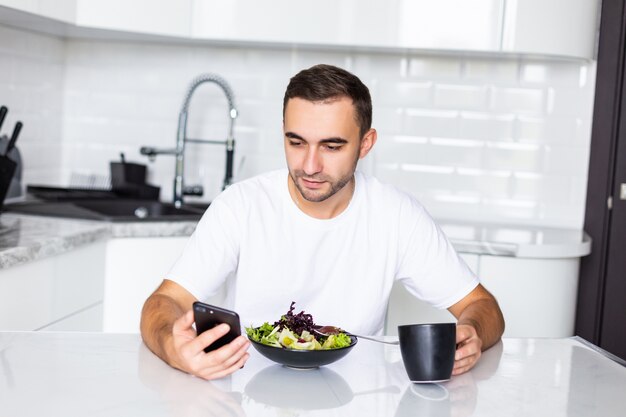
[3,199,208,222]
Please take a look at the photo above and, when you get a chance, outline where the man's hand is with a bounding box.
[452,324,482,376]
[168,310,250,380]
[447,284,505,376]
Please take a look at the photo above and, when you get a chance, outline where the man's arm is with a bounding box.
[447,283,505,375]
[140,279,250,380]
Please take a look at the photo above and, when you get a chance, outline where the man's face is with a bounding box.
[283,97,368,203]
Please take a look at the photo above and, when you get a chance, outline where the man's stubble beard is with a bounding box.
[289,154,359,203]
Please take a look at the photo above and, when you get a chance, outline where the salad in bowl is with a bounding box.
[245,302,357,368]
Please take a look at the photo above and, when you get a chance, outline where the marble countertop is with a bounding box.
[0,213,197,269]
[0,212,591,270]
[0,332,624,417]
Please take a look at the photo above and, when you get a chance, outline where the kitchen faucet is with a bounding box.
[140,74,237,208]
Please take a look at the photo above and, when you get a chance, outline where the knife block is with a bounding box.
[109,160,159,200]
[0,154,17,210]
[110,161,147,187]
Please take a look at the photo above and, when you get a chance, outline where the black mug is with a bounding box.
[398,323,456,383]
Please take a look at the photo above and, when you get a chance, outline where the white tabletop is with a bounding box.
[0,332,624,416]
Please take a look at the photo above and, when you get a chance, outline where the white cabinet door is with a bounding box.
[502,0,599,59]
[0,0,38,14]
[102,236,226,333]
[0,240,106,331]
[384,253,479,336]
[103,237,187,333]
[75,0,192,37]
[192,0,503,52]
[479,255,580,337]
[38,0,76,23]
[0,0,76,23]
[39,302,103,331]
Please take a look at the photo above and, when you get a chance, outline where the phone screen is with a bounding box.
[193,301,241,353]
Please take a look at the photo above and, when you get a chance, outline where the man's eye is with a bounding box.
[325,144,341,151]
[289,141,303,147]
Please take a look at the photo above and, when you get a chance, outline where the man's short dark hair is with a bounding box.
[283,64,372,139]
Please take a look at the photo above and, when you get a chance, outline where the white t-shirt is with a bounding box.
[167,169,479,335]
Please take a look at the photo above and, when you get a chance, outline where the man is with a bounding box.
[140,64,505,381]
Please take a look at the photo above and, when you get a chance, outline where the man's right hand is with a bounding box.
[167,310,250,380]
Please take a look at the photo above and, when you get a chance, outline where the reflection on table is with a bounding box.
[0,332,624,417]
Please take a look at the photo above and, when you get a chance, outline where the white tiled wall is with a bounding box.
[0,24,596,229]
[0,25,65,186]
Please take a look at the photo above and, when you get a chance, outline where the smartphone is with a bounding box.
[193,301,241,353]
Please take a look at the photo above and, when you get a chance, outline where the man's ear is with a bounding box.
[359,128,377,159]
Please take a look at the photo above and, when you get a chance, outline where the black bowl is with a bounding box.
[248,335,358,369]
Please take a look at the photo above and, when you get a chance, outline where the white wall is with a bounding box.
[0,25,65,186]
[0,24,596,229]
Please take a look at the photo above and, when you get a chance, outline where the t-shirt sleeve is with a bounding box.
[165,196,240,301]
[396,199,479,309]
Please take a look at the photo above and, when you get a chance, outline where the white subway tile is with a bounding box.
[292,50,353,74]
[460,111,515,140]
[0,24,598,229]
[408,57,462,80]
[373,107,404,135]
[374,141,430,165]
[0,53,14,84]
[456,171,511,198]
[463,59,518,84]
[512,173,571,203]
[520,63,549,84]
[483,142,544,172]
[520,60,589,87]
[538,203,583,229]
[427,138,485,168]
[404,109,460,137]
[434,84,489,110]
[352,54,407,79]
[377,80,432,107]
[492,87,546,115]
[543,145,590,175]
[569,175,589,208]
[547,86,595,117]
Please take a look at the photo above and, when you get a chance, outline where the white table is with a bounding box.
[0,332,624,416]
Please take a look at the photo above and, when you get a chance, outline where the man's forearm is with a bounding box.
[457,297,505,350]
[140,293,185,365]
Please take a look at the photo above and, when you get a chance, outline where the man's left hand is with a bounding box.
[453,324,483,376]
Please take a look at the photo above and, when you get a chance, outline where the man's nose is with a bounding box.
[303,148,322,175]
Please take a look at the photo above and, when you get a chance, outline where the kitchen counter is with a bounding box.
[0,213,197,269]
[0,213,591,270]
[0,332,624,416]
[439,220,592,258]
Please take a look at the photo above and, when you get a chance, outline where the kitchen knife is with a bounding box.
[5,121,22,155]
[0,106,7,132]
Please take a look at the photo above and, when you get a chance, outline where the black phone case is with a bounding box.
[193,301,241,353]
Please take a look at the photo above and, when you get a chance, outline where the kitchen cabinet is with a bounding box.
[102,236,225,333]
[39,302,103,331]
[0,240,105,331]
[384,253,478,335]
[0,0,37,14]
[192,0,502,51]
[501,0,599,59]
[0,0,599,59]
[192,0,598,59]
[0,0,76,23]
[75,0,191,37]
[385,252,581,338]
[479,255,580,337]
[191,0,502,52]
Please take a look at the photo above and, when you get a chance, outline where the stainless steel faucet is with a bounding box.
[140,74,238,208]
